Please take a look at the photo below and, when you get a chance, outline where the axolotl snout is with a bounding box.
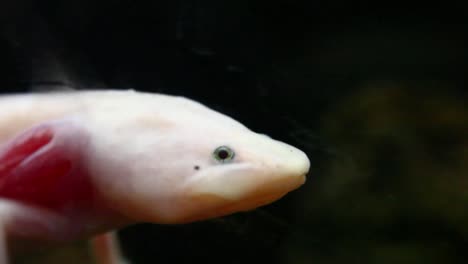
[0,90,309,246]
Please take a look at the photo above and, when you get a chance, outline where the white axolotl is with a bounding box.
[0,90,309,263]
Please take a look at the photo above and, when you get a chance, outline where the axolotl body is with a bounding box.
[0,90,309,262]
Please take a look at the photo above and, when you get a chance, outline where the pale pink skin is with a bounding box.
[0,90,310,256]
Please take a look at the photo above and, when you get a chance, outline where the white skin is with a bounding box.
[0,90,309,260]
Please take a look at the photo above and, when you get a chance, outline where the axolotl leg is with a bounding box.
[91,232,128,264]
[0,120,124,263]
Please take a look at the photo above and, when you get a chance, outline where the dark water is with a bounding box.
[1,1,467,263]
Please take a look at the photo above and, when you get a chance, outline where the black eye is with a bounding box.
[213,146,235,163]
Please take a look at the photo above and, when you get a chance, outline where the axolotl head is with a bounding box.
[86,91,310,224]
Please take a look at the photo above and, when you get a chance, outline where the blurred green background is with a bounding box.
[1,1,467,263]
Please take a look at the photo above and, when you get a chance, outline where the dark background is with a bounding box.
[1,1,467,263]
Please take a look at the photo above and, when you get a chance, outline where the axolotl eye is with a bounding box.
[213,146,235,163]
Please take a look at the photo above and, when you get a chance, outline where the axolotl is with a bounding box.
[0,90,309,263]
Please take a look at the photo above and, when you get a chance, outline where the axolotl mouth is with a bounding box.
[181,170,307,222]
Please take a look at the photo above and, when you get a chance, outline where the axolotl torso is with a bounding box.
[0,90,309,256]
